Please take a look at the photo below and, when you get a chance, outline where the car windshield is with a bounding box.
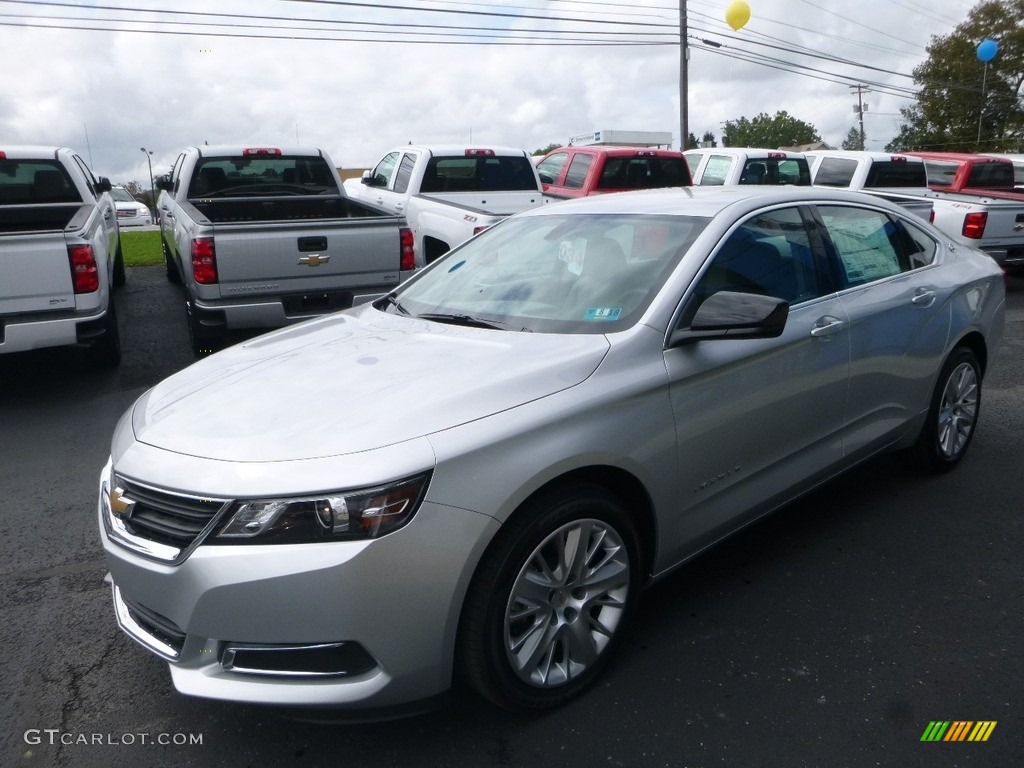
[391,213,709,333]
[111,188,136,202]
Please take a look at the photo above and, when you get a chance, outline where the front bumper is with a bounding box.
[99,463,499,709]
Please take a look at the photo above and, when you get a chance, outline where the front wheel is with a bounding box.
[912,346,982,472]
[459,484,641,711]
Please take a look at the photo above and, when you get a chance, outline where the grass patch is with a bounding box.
[120,229,163,267]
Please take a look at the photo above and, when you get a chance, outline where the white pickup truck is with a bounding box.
[683,148,812,186]
[345,145,544,266]
[157,145,414,355]
[0,145,122,367]
[806,150,1024,269]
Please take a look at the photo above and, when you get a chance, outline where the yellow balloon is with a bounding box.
[725,0,751,31]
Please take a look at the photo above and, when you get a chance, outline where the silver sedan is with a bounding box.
[99,186,1004,714]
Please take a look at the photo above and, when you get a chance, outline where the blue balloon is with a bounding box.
[977,39,999,62]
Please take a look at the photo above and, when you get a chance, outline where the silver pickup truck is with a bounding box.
[0,145,122,367]
[157,145,413,355]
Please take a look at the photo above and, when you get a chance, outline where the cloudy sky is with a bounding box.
[0,0,983,187]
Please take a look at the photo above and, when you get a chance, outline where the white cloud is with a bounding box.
[0,0,967,185]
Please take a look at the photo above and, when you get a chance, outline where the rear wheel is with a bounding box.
[84,301,121,369]
[912,346,981,472]
[112,239,126,289]
[459,484,640,710]
[163,238,181,285]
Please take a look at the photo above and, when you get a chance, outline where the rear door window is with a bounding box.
[537,153,569,186]
[813,158,857,187]
[817,206,908,287]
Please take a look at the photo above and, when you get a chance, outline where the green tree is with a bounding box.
[722,111,820,149]
[841,126,865,150]
[887,0,1023,152]
[532,143,562,156]
[686,132,699,150]
[701,131,718,148]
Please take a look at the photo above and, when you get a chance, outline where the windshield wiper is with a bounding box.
[415,312,508,330]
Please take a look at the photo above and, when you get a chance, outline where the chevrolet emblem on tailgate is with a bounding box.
[110,487,136,519]
[298,254,330,267]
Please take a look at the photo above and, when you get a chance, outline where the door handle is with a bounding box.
[395,203,404,212]
[810,316,846,338]
[911,288,936,307]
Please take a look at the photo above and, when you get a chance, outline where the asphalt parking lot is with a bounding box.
[1,266,1021,768]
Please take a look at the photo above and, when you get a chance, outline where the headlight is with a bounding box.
[213,473,431,544]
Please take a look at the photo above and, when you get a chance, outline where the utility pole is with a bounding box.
[679,1,688,152]
[850,84,869,150]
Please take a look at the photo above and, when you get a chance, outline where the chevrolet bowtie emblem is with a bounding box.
[298,254,330,267]
[110,486,136,519]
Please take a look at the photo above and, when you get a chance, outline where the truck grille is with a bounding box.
[115,476,230,552]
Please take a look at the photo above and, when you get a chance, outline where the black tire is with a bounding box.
[84,301,121,369]
[459,483,641,711]
[911,346,982,472]
[164,238,181,285]
[112,239,126,289]
[186,302,220,358]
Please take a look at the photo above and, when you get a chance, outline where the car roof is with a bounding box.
[521,185,902,219]
[804,150,924,162]
[547,146,683,157]
[193,145,325,157]
[684,148,807,159]
[410,145,529,157]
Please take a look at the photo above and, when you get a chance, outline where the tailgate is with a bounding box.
[211,220,403,290]
[0,231,75,315]
[981,206,1024,242]
[419,190,543,216]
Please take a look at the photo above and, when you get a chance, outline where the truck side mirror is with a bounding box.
[155,174,173,192]
[95,176,112,193]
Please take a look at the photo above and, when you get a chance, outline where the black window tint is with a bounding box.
[896,218,939,269]
[420,155,537,193]
[596,157,689,190]
[686,206,822,321]
[394,154,416,194]
[818,206,907,287]
[863,161,928,187]
[814,158,857,187]
[967,162,1015,188]
[0,159,80,204]
[564,154,593,189]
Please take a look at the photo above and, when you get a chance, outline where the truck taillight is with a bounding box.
[191,237,218,283]
[0,151,6,160]
[243,148,282,156]
[400,227,415,271]
[465,149,495,156]
[962,212,987,239]
[473,226,490,236]
[68,244,99,293]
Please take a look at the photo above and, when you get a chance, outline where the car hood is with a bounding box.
[131,305,610,462]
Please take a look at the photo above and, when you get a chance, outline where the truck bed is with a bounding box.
[0,203,85,234]
[187,195,390,224]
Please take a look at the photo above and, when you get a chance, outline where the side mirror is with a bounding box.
[95,176,112,193]
[669,291,788,347]
[360,171,384,187]
[538,172,554,185]
[155,174,173,192]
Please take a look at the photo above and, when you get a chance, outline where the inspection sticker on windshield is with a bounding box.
[584,307,622,321]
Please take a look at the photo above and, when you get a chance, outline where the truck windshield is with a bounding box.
[188,156,338,197]
[0,160,80,205]
[596,157,690,191]
[419,156,538,193]
[390,213,708,334]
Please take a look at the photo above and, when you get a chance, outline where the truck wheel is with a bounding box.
[163,239,181,285]
[84,301,122,369]
[112,239,127,289]
[187,303,221,358]
[459,483,640,711]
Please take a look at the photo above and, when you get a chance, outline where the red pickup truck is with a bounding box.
[906,151,1023,201]
[536,146,691,200]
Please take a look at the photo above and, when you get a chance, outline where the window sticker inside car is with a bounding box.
[558,239,586,276]
[584,307,622,321]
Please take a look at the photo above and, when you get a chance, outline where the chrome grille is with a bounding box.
[118,589,187,659]
[115,476,230,551]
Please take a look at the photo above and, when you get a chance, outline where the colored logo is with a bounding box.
[920,721,997,742]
